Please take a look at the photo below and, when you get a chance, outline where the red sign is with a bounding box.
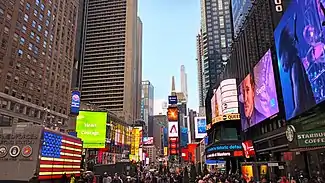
[242,140,255,158]
[169,137,178,155]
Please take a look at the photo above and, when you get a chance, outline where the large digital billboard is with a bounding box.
[211,79,240,124]
[239,49,279,130]
[168,121,179,137]
[76,111,107,148]
[194,117,207,139]
[274,0,325,120]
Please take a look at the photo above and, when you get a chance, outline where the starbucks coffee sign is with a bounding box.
[297,130,325,147]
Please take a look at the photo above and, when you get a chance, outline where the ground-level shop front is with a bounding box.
[287,127,325,179]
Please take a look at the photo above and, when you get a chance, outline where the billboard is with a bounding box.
[274,0,324,120]
[180,127,188,147]
[194,117,207,139]
[239,49,279,130]
[168,121,179,137]
[143,137,154,145]
[76,111,107,148]
[168,96,178,105]
[163,127,168,147]
[70,90,80,114]
[167,107,178,121]
[232,0,252,37]
[212,79,240,124]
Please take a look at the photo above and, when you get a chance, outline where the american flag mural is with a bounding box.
[39,130,83,180]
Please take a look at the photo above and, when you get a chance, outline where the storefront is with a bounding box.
[205,141,244,173]
[287,126,325,178]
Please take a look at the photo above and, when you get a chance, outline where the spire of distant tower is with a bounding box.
[171,76,176,96]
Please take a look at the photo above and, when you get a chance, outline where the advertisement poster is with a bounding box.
[76,111,107,148]
[130,128,136,155]
[274,0,325,120]
[241,165,253,182]
[194,117,207,139]
[239,49,279,130]
[70,90,80,114]
[260,165,267,175]
[134,129,140,156]
[168,121,179,137]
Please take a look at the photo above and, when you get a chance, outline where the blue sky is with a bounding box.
[138,0,201,110]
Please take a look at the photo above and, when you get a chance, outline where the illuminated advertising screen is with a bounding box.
[167,107,178,121]
[163,128,168,147]
[212,79,240,124]
[143,137,154,145]
[180,127,188,147]
[274,0,325,120]
[70,90,80,114]
[194,117,207,139]
[76,111,107,148]
[168,121,179,137]
[239,49,279,130]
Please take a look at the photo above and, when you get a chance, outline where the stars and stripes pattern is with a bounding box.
[39,130,83,180]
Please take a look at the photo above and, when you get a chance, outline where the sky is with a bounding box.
[138,0,201,112]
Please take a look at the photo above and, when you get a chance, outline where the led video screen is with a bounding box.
[274,0,325,120]
[239,49,279,130]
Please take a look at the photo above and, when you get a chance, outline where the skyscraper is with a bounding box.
[141,80,154,134]
[201,0,233,93]
[0,0,79,126]
[196,31,204,108]
[180,65,188,101]
[79,0,142,123]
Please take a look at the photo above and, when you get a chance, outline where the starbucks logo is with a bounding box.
[0,146,7,158]
[9,146,20,158]
[22,145,33,158]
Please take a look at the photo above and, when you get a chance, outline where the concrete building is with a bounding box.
[153,114,168,154]
[141,80,154,133]
[79,0,142,123]
[188,109,198,143]
[143,145,157,165]
[180,65,187,102]
[0,0,79,127]
[196,31,205,109]
[201,0,233,94]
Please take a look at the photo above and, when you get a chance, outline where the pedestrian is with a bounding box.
[70,174,76,183]
[61,173,68,183]
[103,172,112,183]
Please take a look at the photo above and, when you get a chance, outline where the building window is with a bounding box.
[14,76,19,83]
[47,10,51,17]
[44,30,48,37]
[20,37,25,45]
[45,19,49,26]
[36,35,40,43]
[30,31,35,39]
[28,43,33,50]
[4,87,9,94]
[32,20,36,27]
[16,63,21,70]
[24,14,28,22]
[13,33,19,42]
[34,9,38,16]
[22,25,27,33]
[6,73,12,80]
[4,27,9,34]
[26,2,30,10]
[39,14,43,21]
[6,13,12,21]
[18,49,23,57]
[221,35,226,48]
[37,25,42,32]
[40,4,45,11]
[35,0,40,6]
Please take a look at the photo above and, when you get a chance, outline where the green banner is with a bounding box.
[76,111,107,148]
[297,130,325,147]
